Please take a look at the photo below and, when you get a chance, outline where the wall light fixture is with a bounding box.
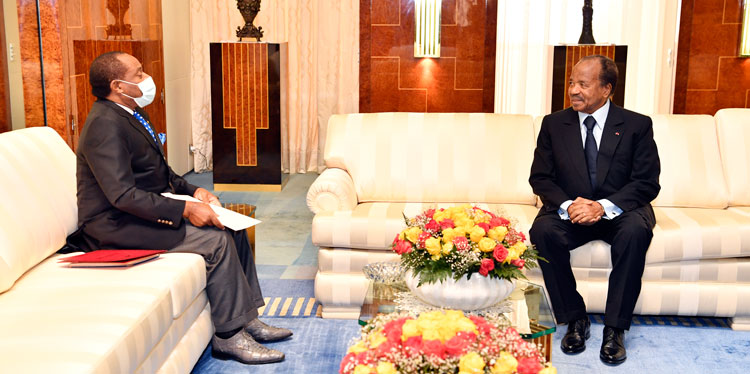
[414,0,441,58]
[741,0,750,57]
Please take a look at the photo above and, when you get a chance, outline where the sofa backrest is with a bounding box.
[715,108,750,206]
[325,113,537,205]
[0,127,77,293]
[651,114,728,208]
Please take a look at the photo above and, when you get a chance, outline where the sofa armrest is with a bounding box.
[307,168,358,214]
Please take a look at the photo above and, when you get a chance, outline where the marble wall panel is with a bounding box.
[674,0,750,114]
[360,0,497,113]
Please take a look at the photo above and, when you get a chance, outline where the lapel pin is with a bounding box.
[615,132,620,136]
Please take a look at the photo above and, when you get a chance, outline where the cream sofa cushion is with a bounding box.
[324,113,537,205]
[715,108,750,206]
[0,127,77,293]
[651,114,728,208]
[0,253,208,373]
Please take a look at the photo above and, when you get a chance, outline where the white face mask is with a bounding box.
[116,76,156,108]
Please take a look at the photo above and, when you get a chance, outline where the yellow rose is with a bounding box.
[469,226,486,243]
[354,364,374,374]
[454,217,473,229]
[405,227,422,243]
[453,226,467,239]
[433,210,448,223]
[401,319,420,340]
[347,340,368,354]
[478,237,497,252]
[459,352,485,373]
[455,317,478,334]
[539,365,558,374]
[442,242,454,255]
[368,331,387,349]
[376,362,398,374]
[513,241,528,253]
[425,237,442,256]
[491,351,518,374]
[442,228,456,244]
[398,231,405,240]
[488,226,508,242]
[507,242,526,261]
[474,211,490,224]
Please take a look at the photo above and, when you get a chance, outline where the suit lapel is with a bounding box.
[560,108,591,184]
[132,108,166,158]
[596,104,624,188]
[105,101,165,158]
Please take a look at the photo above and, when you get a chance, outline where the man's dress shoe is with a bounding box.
[600,326,627,365]
[561,317,590,354]
[211,330,285,364]
[245,318,293,342]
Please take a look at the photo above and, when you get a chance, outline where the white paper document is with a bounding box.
[161,193,261,231]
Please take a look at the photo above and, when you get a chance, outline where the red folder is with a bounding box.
[59,249,166,268]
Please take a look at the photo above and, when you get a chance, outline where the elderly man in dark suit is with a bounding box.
[70,51,291,365]
[529,55,660,365]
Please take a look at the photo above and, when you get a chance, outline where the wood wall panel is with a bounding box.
[211,42,284,187]
[17,0,66,139]
[674,0,750,114]
[0,0,10,133]
[360,0,497,113]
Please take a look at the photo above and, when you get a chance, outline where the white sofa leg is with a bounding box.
[729,317,750,331]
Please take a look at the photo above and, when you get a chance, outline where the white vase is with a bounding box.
[404,270,515,310]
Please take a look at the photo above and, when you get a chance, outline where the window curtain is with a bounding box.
[189,0,359,173]
[494,0,681,117]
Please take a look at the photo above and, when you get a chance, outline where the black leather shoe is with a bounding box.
[211,330,285,364]
[600,326,627,365]
[245,318,293,342]
[561,317,590,354]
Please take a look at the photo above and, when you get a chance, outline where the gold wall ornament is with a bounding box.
[105,0,132,39]
[236,0,264,41]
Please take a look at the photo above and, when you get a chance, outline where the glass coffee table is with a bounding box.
[359,278,557,361]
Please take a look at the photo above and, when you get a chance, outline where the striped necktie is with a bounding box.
[132,111,158,143]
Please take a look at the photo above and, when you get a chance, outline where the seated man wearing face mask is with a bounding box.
[68,51,291,365]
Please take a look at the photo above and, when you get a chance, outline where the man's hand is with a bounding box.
[183,201,224,229]
[567,197,604,226]
[193,187,221,206]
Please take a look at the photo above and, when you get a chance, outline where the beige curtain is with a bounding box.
[189,0,359,173]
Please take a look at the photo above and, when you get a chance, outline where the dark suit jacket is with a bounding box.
[69,99,198,251]
[529,103,660,221]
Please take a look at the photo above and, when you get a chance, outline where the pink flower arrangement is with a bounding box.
[340,310,556,374]
[392,205,543,285]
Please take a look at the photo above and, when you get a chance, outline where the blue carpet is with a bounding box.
[191,317,361,373]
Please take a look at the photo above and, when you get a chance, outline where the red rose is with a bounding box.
[417,232,431,249]
[383,318,407,342]
[355,351,373,366]
[391,234,400,246]
[479,258,495,276]
[339,352,357,373]
[477,222,491,232]
[517,356,544,374]
[373,340,397,358]
[439,218,455,230]
[493,245,508,262]
[444,332,474,356]
[511,258,526,268]
[490,216,510,228]
[425,219,439,233]
[469,315,493,336]
[421,339,446,358]
[425,208,436,218]
[394,239,413,255]
[403,336,423,356]
[453,236,470,251]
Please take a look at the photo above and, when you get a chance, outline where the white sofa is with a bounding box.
[0,127,213,373]
[307,110,750,330]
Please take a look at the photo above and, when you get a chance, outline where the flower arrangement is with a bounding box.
[339,310,556,374]
[391,205,543,286]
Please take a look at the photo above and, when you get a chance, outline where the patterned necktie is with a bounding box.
[132,111,158,144]
[583,116,598,191]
